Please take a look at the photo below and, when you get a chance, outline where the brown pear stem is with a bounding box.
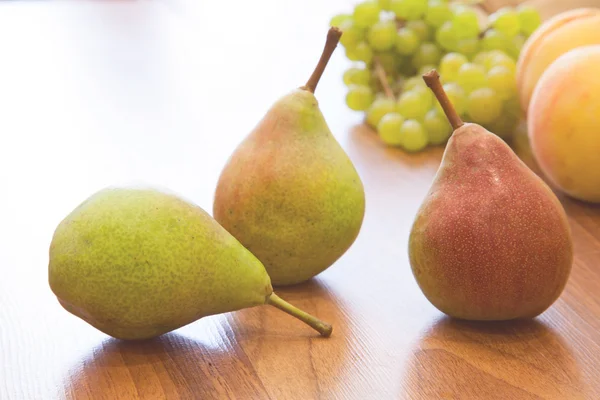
[374,57,395,99]
[301,27,342,93]
[267,293,333,337]
[422,70,464,130]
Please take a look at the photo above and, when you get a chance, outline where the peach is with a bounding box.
[516,8,600,113]
[528,45,600,203]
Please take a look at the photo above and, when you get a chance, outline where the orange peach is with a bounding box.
[516,8,600,113]
[528,45,600,203]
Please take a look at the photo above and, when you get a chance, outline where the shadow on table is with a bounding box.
[400,317,584,400]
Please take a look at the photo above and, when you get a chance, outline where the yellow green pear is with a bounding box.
[213,28,366,286]
[48,187,332,340]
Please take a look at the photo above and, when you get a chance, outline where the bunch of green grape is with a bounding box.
[332,0,541,152]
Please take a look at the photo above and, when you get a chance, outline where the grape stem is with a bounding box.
[267,293,333,337]
[422,70,464,130]
[373,57,395,99]
[301,27,342,93]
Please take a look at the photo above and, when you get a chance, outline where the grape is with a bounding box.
[366,97,398,127]
[487,65,515,100]
[510,35,526,59]
[339,21,366,48]
[343,67,371,86]
[490,7,520,37]
[398,58,417,77]
[346,85,375,111]
[419,64,436,76]
[397,88,432,120]
[439,52,468,82]
[425,0,452,28]
[378,0,392,11]
[403,76,426,91]
[485,111,518,139]
[481,29,510,52]
[456,63,487,93]
[390,0,428,21]
[395,28,421,55]
[484,50,516,72]
[424,109,452,145]
[467,87,502,124]
[473,51,489,66]
[376,52,399,74]
[377,112,406,146]
[330,14,352,28]
[452,7,480,39]
[400,119,428,152]
[517,5,541,36]
[406,20,431,41]
[435,82,466,115]
[456,38,479,59]
[368,20,398,51]
[353,1,381,28]
[346,41,374,64]
[411,42,442,69]
[435,22,458,51]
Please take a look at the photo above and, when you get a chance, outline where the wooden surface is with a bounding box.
[1,0,600,399]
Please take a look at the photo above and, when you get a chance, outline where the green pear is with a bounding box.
[48,187,332,340]
[213,28,365,286]
[408,71,573,321]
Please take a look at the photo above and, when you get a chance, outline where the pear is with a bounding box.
[48,187,332,340]
[213,28,366,286]
[408,70,573,321]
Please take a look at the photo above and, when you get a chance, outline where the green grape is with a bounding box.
[456,38,479,59]
[353,1,381,28]
[390,0,428,21]
[452,7,480,39]
[366,97,398,127]
[346,85,374,111]
[403,76,426,91]
[406,20,431,41]
[485,111,518,139]
[398,58,417,77]
[377,112,406,146]
[473,51,489,66]
[419,64,436,76]
[490,7,520,37]
[346,41,374,64]
[330,14,352,28]
[397,88,432,120]
[376,52,399,74]
[439,52,468,82]
[467,87,502,124]
[423,109,452,145]
[395,28,421,55]
[456,63,487,93]
[368,20,398,51]
[487,65,515,100]
[339,21,366,48]
[343,67,371,86]
[517,5,541,36]
[378,0,392,11]
[400,119,428,152]
[435,21,458,51]
[434,82,466,115]
[411,42,442,69]
[510,35,526,59]
[481,29,510,52]
[426,0,453,28]
[484,50,516,72]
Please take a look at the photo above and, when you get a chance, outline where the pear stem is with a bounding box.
[267,293,333,337]
[374,57,395,99]
[422,70,464,130]
[301,27,342,93]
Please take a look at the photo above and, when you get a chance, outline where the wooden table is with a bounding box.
[1,1,599,399]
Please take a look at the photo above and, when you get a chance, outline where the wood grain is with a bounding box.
[1,0,600,399]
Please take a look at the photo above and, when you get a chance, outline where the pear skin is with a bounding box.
[49,188,332,340]
[213,28,365,286]
[408,71,573,321]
